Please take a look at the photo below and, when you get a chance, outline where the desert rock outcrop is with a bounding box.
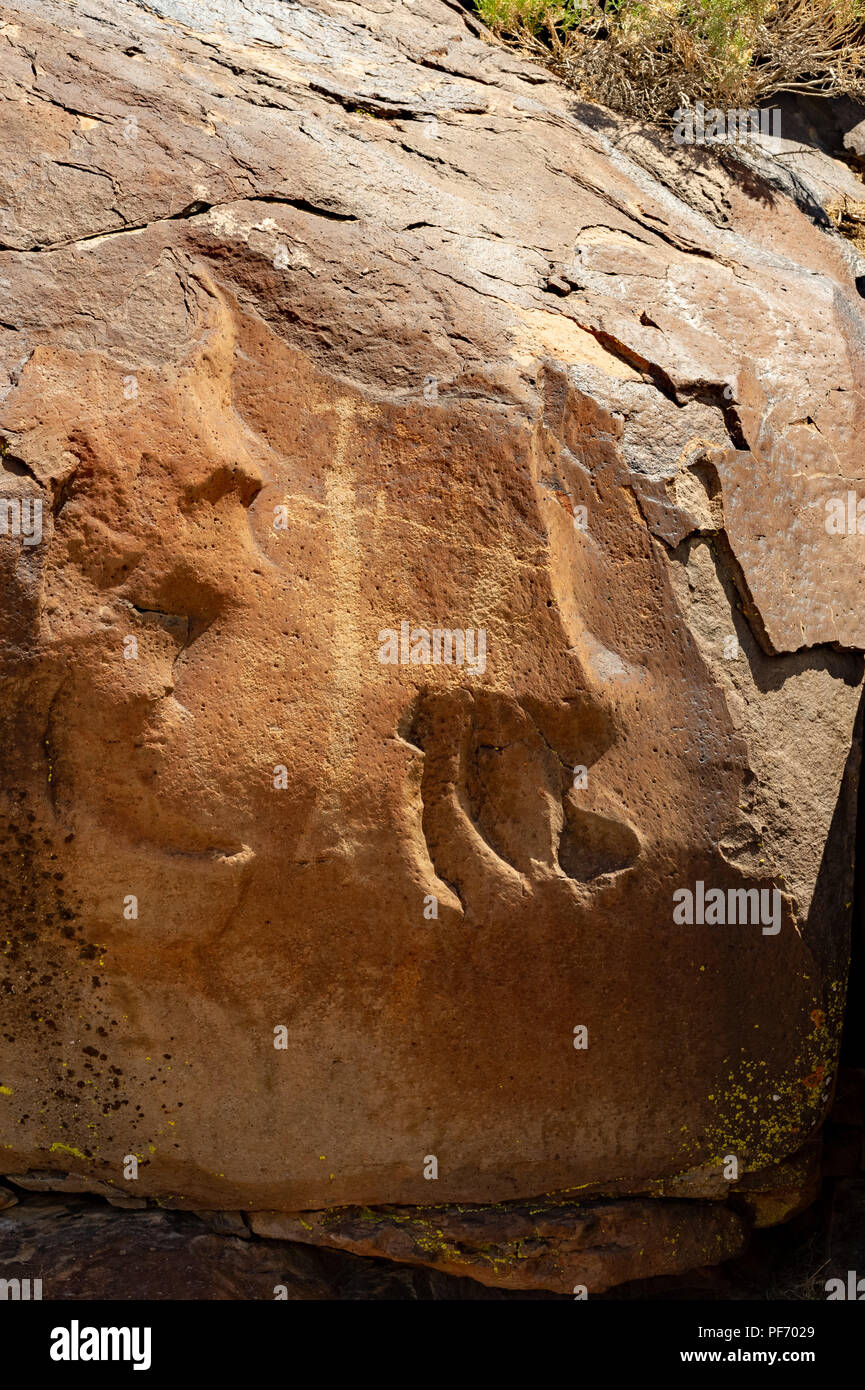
[1,0,864,1292]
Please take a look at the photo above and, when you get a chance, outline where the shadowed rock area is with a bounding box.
[1,0,865,1295]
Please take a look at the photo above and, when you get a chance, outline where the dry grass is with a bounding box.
[826,193,865,248]
[474,0,865,122]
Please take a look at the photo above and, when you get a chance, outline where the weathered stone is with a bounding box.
[5,1170,146,1207]
[0,0,863,1293]
[198,1210,251,1239]
[732,1140,822,1228]
[249,1195,747,1294]
[0,1191,557,1299]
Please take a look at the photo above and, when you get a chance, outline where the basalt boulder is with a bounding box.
[0,0,864,1294]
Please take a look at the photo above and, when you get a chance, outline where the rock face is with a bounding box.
[1,1191,529,1300]
[249,1196,747,1294]
[1,0,864,1293]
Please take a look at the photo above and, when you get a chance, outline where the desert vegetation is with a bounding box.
[473,0,865,119]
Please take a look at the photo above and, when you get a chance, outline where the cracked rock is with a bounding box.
[0,0,863,1295]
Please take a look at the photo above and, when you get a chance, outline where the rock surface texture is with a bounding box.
[1,0,864,1295]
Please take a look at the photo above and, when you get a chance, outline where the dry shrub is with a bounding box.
[475,0,865,120]
[826,193,865,248]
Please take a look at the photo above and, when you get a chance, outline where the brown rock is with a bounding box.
[732,1140,822,1228]
[0,1193,362,1300]
[0,1191,555,1299]
[5,1170,146,1208]
[249,1195,747,1294]
[0,0,863,1291]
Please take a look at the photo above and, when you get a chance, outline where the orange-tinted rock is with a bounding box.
[0,0,863,1292]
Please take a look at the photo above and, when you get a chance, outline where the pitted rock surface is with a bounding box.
[1,0,864,1292]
